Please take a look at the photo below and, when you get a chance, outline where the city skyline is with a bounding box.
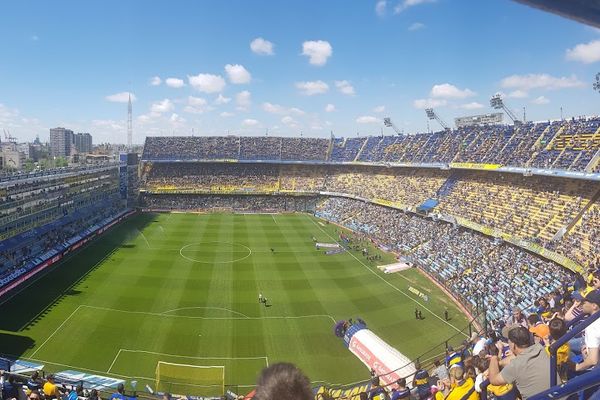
[0,0,600,144]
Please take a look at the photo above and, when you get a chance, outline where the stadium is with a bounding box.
[1,1,600,400]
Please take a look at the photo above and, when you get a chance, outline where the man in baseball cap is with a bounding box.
[573,290,600,372]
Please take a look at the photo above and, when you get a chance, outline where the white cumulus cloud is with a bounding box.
[413,98,447,109]
[242,119,259,127]
[325,104,336,112]
[394,0,436,14]
[508,90,528,98]
[250,37,274,55]
[262,102,305,116]
[458,102,484,110]
[295,80,329,95]
[225,64,252,84]
[184,96,208,114]
[220,112,234,118]
[105,92,136,103]
[375,0,387,17]
[302,40,332,66]
[430,83,476,99]
[165,77,185,88]
[532,96,550,105]
[151,99,174,114]
[500,73,584,90]
[408,22,425,31]
[373,105,385,113]
[566,40,600,64]
[356,116,380,124]
[281,116,299,127]
[335,80,356,96]
[150,76,162,86]
[215,94,231,105]
[188,73,226,93]
[236,90,252,111]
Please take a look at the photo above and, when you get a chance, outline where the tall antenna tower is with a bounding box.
[127,93,133,149]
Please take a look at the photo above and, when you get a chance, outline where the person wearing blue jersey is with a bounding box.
[445,346,462,369]
[412,362,431,400]
[390,378,410,400]
[109,383,136,400]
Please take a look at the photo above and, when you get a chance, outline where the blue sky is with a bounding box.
[0,0,599,144]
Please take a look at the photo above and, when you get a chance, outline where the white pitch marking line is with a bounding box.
[80,304,336,323]
[162,306,250,318]
[119,349,268,361]
[307,215,467,336]
[107,349,123,373]
[30,305,83,357]
[271,214,278,225]
[139,231,152,249]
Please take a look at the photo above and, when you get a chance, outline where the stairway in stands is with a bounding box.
[435,171,462,199]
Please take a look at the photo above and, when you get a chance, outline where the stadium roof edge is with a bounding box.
[513,0,600,28]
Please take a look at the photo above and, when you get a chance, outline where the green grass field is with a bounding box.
[0,212,470,395]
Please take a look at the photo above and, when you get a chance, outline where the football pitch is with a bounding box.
[0,212,470,395]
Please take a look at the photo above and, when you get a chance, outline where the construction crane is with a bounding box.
[383,117,403,135]
[3,129,16,143]
[425,108,450,131]
[490,94,521,124]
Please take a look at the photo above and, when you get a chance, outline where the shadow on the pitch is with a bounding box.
[0,332,35,360]
[0,213,155,332]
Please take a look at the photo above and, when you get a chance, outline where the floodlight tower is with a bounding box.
[594,72,600,94]
[383,117,402,135]
[425,108,450,131]
[490,94,520,124]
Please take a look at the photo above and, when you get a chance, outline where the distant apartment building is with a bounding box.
[74,132,93,153]
[49,127,74,157]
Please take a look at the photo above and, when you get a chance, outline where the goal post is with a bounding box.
[155,361,225,397]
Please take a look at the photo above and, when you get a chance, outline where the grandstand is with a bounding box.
[1,119,600,400]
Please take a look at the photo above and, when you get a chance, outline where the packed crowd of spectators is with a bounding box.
[316,197,573,321]
[143,162,599,270]
[143,163,280,192]
[0,197,124,281]
[435,172,597,243]
[552,202,600,270]
[315,196,600,398]
[142,117,600,172]
[140,194,317,213]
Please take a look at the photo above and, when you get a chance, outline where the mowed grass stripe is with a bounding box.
[0,213,470,388]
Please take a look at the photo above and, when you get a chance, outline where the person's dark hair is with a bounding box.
[475,356,490,373]
[255,363,313,400]
[508,326,532,347]
[548,318,567,341]
[396,378,406,388]
[433,360,440,367]
[359,392,368,400]
[527,314,540,325]
[371,376,380,386]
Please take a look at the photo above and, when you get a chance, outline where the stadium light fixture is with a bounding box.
[424,108,450,131]
[383,117,402,135]
[490,94,520,124]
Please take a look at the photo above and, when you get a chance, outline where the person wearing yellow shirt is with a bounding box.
[434,364,478,400]
[42,375,62,400]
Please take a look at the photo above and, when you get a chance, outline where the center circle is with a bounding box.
[179,242,252,264]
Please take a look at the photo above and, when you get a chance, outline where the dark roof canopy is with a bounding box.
[514,0,600,28]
